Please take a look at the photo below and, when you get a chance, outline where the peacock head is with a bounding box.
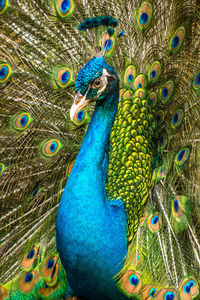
[70,56,119,121]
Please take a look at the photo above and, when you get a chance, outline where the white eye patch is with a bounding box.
[97,68,113,93]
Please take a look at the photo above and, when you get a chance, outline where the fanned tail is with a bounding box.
[0,0,200,299]
[110,0,200,298]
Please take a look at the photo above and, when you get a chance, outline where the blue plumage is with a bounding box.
[56,57,128,299]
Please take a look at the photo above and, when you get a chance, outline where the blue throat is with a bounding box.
[56,90,128,300]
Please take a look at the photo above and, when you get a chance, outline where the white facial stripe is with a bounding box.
[97,68,109,93]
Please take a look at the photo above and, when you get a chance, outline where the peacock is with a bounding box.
[0,0,200,299]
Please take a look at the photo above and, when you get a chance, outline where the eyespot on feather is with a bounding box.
[156,110,165,126]
[30,187,42,200]
[180,278,199,300]
[0,162,6,175]
[21,246,39,271]
[101,32,115,54]
[120,270,142,295]
[41,139,62,157]
[12,112,32,131]
[0,63,12,83]
[0,0,9,15]
[55,0,74,17]
[134,74,147,90]
[171,109,184,129]
[148,213,162,232]
[159,81,174,103]
[169,27,185,53]
[175,147,190,166]
[156,288,178,300]
[41,256,59,286]
[137,2,152,30]
[72,108,89,125]
[149,91,157,107]
[55,67,73,88]
[193,71,200,90]
[19,271,39,293]
[124,65,136,86]
[159,133,168,150]
[171,195,184,220]
[171,195,191,232]
[148,61,162,83]
[141,285,157,299]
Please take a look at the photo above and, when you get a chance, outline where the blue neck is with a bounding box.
[56,91,128,300]
[76,92,118,187]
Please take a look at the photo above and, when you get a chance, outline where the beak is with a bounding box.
[70,90,97,122]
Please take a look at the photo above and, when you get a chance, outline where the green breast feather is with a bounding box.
[107,84,156,241]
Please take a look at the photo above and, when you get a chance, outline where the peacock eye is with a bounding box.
[91,78,103,89]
